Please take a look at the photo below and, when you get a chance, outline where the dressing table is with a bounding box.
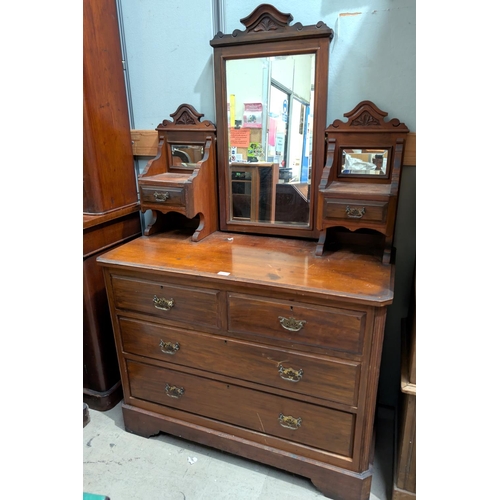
[97,5,400,500]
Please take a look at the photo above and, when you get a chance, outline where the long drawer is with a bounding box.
[126,359,355,457]
[119,317,361,406]
[110,275,221,330]
[228,293,366,355]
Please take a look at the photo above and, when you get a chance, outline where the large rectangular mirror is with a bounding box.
[211,5,333,238]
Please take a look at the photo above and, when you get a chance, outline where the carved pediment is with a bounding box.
[210,4,332,46]
[240,4,293,33]
[330,100,407,132]
[157,104,215,131]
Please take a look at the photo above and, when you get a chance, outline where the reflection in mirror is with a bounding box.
[340,148,389,176]
[170,144,204,168]
[226,54,315,225]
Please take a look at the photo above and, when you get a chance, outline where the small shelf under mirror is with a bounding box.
[316,100,409,263]
[137,104,218,242]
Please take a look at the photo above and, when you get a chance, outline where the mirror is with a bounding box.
[340,148,390,177]
[171,144,204,168]
[211,4,333,238]
[226,54,315,224]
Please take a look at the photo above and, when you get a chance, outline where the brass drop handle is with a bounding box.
[345,205,366,218]
[154,191,170,202]
[278,316,306,332]
[159,340,180,355]
[278,413,302,430]
[165,383,184,398]
[278,364,303,382]
[153,295,175,311]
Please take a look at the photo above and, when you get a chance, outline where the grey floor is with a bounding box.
[83,402,395,500]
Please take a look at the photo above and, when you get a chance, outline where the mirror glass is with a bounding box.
[226,54,315,225]
[171,144,204,167]
[339,148,389,176]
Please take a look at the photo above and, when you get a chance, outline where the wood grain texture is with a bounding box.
[83,0,137,214]
[119,316,361,407]
[98,231,394,306]
[99,230,393,500]
[137,104,218,241]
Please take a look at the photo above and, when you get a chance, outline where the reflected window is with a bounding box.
[226,54,315,226]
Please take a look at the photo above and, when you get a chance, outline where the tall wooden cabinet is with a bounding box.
[393,275,416,499]
[83,0,141,410]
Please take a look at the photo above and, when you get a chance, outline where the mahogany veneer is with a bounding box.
[138,104,218,242]
[316,101,409,264]
[98,231,394,500]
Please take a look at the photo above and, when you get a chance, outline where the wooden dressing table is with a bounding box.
[97,5,404,499]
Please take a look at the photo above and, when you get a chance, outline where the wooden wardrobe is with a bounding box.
[83,0,141,410]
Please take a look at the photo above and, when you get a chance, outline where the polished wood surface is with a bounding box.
[138,104,218,241]
[83,0,141,410]
[317,101,409,263]
[83,0,137,215]
[83,209,142,410]
[98,230,393,500]
[98,231,393,305]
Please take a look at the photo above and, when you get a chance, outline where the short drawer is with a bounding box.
[127,359,355,457]
[228,294,366,355]
[111,275,220,330]
[140,186,186,207]
[324,198,388,223]
[119,317,361,406]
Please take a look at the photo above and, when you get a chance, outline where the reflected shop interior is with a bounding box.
[226,54,315,225]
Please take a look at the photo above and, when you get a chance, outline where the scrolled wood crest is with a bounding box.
[157,103,215,131]
[210,4,333,45]
[330,100,407,132]
[239,4,293,33]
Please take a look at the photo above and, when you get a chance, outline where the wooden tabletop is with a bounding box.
[97,231,394,306]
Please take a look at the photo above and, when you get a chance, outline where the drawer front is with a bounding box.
[127,359,355,457]
[228,294,365,355]
[119,317,360,406]
[140,186,186,207]
[111,275,220,330]
[324,198,388,223]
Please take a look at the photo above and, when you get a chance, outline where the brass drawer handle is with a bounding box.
[165,383,184,398]
[153,295,175,311]
[159,340,180,355]
[278,364,303,382]
[278,316,306,332]
[345,205,366,218]
[154,191,170,202]
[278,413,302,430]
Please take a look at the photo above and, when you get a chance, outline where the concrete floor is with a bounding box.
[83,402,395,500]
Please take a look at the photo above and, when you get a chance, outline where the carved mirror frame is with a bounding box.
[210,4,333,238]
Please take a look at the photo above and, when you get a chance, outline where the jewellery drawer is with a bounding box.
[119,317,361,406]
[228,294,365,355]
[323,198,388,223]
[110,275,221,330]
[126,359,355,457]
[139,185,186,206]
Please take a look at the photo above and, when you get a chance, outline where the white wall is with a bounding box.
[121,0,416,131]
[119,0,416,407]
